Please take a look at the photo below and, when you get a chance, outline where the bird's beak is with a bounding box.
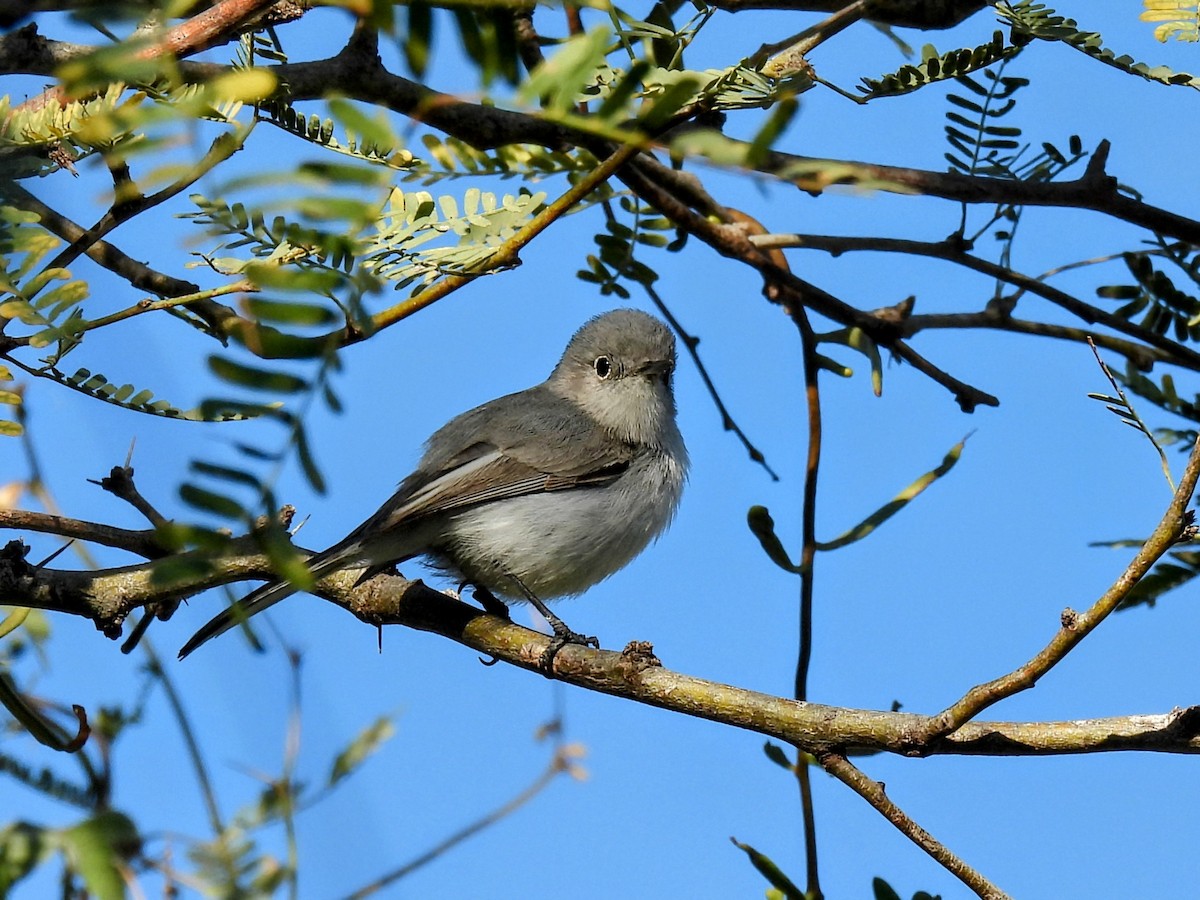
[635,359,673,379]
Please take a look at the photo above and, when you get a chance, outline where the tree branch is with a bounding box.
[704,0,986,29]
[756,141,1200,246]
[0,509,166,559]
[12,26,1197,253]
[917,434,1200,744]
[5,520,1200,756]
[748,231,1200,372]
[817,751,1009,900]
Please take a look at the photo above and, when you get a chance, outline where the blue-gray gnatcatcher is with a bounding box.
[179,308,688,660]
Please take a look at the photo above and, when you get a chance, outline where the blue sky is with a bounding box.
[5,4,1200,898]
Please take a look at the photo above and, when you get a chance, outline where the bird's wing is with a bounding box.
[352,386,635,535]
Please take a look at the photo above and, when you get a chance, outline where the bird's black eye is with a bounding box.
[593,355,612,379]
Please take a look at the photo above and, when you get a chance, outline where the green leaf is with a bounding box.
[59,812,140,900]
[814,353,852,378]
[747,505,803,574]
[872,877,904,900]
[0,670,82,750]
[208,355,309,393]
[762,742,796,772]
[329,716,397,787]
[243,260,343,293]
[820,325,883,396]
[294,426,327,494]
[746,96,798,167]
[0,822,50,895]
[259,525,313,591]
[1097,285,1141,300]
[1116,550,1200,610]
[0,299,46,325]
[817,435,971,551]
[328,98,400,158]
[404,0,433,76]
[638,73,703,130]
[244,297,339,326]
[153,522,233,553]
[179,483,246,519]
[149,554,218,589]
[519,27,612,112]
[730,837,804,900]
[190,460,264,490]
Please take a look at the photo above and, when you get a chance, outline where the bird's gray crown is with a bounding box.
[552,308,676,379]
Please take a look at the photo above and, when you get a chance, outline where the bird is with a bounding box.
[178,308,688,661]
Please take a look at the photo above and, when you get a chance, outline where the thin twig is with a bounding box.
[58,282,255,343]
[754,139,1200,246]
[340,749,573,899]
[918,434,1200,743]
[747,0,868,68]
[894,312,1164,371]
[44,123,255,274]
[613,164,998,411]
[817,752,1010,900]
[643,284,779,480]
[91,463,169,528]
[792,288,823,899]
[281,649,303,900]
[144,642,227,839]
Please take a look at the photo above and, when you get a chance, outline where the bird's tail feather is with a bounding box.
[177,544,361,659]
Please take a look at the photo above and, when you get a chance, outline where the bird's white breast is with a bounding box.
[434,448,686,600]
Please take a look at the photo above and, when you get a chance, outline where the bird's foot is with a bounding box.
[500,571,599,673]
[539,621,600,672]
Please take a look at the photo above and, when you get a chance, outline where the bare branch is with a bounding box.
[756,141,1200,246]
[749,231,1200,372]
[704,0,986,29]
[5,520,1200,756]
[817,752,1010,900]
[918,435,1200,743]
[0,509,165,559]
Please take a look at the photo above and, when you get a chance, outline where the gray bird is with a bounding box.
[179,308,688,661]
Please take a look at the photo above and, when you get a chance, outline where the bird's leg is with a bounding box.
[469,583,512,621]
[506,573,599,670]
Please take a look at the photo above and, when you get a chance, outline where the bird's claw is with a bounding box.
[538,626,599,672]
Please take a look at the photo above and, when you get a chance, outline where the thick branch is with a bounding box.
[274,31,571,152]
[758,141,1200,246]
[11,0,285,117]
[4,528,1200,756]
